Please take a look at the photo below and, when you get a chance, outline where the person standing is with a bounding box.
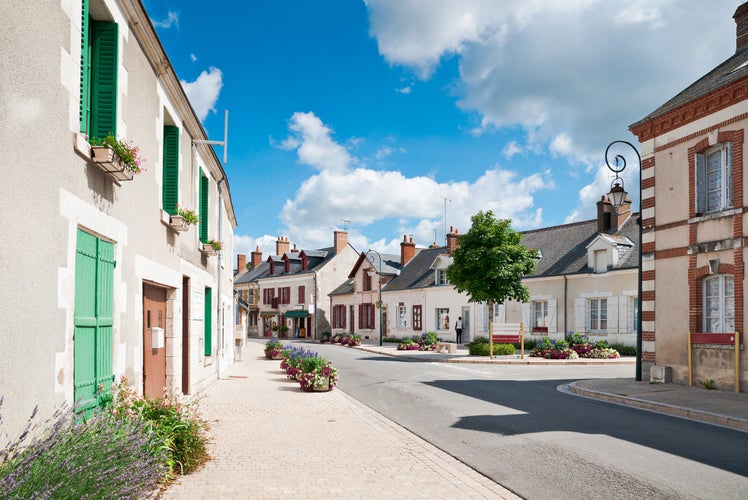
[455,317,463,343]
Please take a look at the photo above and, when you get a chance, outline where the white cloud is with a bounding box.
[396,86,412,94]
[502,140,522,158]
[180,67,223,122]
[364,0,739,214]
[275,112,551,250]
[190,54,198,62]
[152,11,179,29]
[564,160,639,223]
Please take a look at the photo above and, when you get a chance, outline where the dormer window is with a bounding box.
[594,249,608,273]
[436,269,449,286]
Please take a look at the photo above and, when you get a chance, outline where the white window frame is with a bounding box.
[532,300,548,329]
[587,298,608,332]
[436,308,450,331]
[436,269,449,286]
[398,303,407,328]
[703,274,734,333]
[696,142,732,214]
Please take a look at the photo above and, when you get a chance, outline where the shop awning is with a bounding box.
[284,310,309,318]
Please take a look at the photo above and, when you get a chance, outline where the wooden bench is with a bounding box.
[490,322,525,359]
[435,342,457,354]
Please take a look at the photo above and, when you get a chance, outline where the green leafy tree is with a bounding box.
[446,211,537,317]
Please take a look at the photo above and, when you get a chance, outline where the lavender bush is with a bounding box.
[0,398,165,499]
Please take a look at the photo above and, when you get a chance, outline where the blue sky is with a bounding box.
[144,0,743,259]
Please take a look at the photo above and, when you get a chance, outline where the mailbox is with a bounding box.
[151,327,165,349]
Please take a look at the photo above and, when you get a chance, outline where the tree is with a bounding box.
[446,211,537,312]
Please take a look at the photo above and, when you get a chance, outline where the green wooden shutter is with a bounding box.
[199,174,209,242]
[79,0,91,133]
[163,126,180,214]
[204,287,212,356]
[90,20,118,140]
[74,230,115,414]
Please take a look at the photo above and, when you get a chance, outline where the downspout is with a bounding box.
[216,176,226,379]
[563,274,568,338]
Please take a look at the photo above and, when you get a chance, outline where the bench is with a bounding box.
[490,322,525,359]
[435,342,457,354]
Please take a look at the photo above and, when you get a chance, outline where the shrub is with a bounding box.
[0,400,165,498]
[319,331,332,343]
[106,378,209,478]
[264,339,284,358]
[467,341,515,356]
[609,344,637,356]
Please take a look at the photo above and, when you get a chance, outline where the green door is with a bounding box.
[74,229,115,413]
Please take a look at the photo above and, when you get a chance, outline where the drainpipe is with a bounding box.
[216,176,226,379]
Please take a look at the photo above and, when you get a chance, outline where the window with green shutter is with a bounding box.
[79,2,119,139]
[204,287,212,356]
[199,174,209,242]
[163,126,179,214]
[74,229,115,414]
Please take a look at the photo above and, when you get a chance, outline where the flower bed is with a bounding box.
[264,340,284,359]
[396,332,441,351]
[530,334,621,360]
[277,345,338,391]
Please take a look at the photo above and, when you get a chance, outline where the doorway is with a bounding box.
[143,284,167,399]
[461,307,471,343]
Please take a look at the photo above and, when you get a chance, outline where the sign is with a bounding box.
[192,289,204,321]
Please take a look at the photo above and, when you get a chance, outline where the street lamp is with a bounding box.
[605,140,643,382]
[367,250,384,346]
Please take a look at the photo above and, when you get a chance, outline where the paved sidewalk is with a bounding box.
[161,342,519,499]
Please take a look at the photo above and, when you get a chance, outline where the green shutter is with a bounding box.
[199,174,209,243]
[163,126,180,214]
[79,0,91,133]
[204,287,212,356]
[74,229,115,415]
[89,20,118,140]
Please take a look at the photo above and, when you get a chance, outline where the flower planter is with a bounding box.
[200,243,217,256]
[169,215,190,232]
[90,146,134,182]
[312,376,330,392]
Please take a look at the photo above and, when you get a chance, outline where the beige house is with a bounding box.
[629,3,748,389]
[0,0,237,439]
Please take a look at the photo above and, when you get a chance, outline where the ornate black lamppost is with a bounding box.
[605,140,643,381]
[367,250,384,346]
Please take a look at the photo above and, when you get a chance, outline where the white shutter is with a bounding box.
[548,299,558,333]
[521,303,531,328]
[496,303,506,323]
[574,298,586,332]
[607,297,618,334]
[726,141,733,208]
[695,152,706,214]
[618,296,629,333]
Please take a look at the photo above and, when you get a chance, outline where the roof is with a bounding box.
[234,261,271,285]
[521,215,640,277]
[631,45,748,129]
[384,246,448,291]
[328,278,355,296]
[348,251,402,279]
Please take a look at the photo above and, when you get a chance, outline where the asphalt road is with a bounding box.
[309,343,748,500]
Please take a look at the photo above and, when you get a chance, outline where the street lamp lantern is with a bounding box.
[605,140,643,382]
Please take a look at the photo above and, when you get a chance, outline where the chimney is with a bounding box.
[237,253,246,274]
[251,246,263,269]
[597,196,612,232]
[290,244,299,253]
[597,195,631,232]
[735,3,748,53]
[446,226,459,255]
[400,235,416,265]
[275,236,290,256]
[334,230,348,254]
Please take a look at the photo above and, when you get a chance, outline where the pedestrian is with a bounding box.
[455,316,463,343]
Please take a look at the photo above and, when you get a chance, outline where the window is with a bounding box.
[532,300,548,329]
[436,269,449,286]
[204,287,212,356]
[398,303,407,328]
[696,142,733,213]
[333,305,346,329]
[359,304,375,329]
[588,298,607,331]
[594,249,607,273]
[703,275,734,333]
[80,1,119,138]
[436,308,450,330]
[199,173,209,242]
[262,288,275,305]
[413,305,422,331]
[162,125,179,214]
[279,287,290,305]
[298,286,305,304]
[363,272,372,291]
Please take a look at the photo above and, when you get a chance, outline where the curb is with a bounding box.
[567,381,748,433]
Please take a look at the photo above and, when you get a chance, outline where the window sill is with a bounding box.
[689,208,741,224]
[73,132,92,161]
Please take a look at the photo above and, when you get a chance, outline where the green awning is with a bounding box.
[284,310,309,318]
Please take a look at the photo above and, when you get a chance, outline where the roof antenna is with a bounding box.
[341,219,350,231]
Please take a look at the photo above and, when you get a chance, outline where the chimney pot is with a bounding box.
[251,246,263,269]
[334,230,348,254]
[735,3,748,53]
[401,236,416,265]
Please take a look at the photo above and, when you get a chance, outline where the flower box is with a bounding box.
[200,243,217,256]
[90,146,134,182]
[169,215,190,232]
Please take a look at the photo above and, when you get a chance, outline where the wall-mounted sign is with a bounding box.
[192,289,204,321]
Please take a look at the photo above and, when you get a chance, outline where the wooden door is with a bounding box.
[143,284,166,399]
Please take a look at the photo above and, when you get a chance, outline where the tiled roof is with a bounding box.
[384,246,447,291]
[329,278,354,296]
[234,261,271,285]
